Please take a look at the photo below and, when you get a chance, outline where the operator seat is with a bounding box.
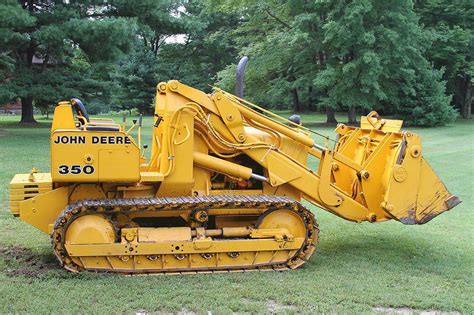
[71,98,120,131]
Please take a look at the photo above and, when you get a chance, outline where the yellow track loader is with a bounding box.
[9,80,460,274]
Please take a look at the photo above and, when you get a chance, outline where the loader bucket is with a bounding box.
[335,113,460,225]
[382,150,461,225]
[347,113,462,225]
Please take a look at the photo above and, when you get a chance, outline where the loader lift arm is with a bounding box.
[151,80,460,225]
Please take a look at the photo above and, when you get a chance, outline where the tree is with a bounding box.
[0,0,135,123]
[111,42,158,114]
[156,1,241,92]
[314,0,456,125]
[110,1,242,115]
[215,0,458,126]
[108,0,184,57]
[416,0,473,119]
[1,0,464,126]
[216,1,313,112]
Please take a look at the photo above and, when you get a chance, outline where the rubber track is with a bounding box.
[51,195,319,274]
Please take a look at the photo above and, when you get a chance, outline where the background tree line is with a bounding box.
[0,0,472,126]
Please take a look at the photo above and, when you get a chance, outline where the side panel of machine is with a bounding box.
[20,186,69,233]
[51,130,140,183]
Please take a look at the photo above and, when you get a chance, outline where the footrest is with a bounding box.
[140,172,164,182]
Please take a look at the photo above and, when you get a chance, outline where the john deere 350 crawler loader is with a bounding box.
[9,80,460,274]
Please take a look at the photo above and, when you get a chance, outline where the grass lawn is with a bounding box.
[0,113,472,313]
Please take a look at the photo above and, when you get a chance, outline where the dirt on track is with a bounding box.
[0,245,60,277]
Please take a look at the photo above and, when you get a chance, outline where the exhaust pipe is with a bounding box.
[235,56,249,98]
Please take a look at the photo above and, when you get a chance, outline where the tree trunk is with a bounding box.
[461,77,472,119]
[326,106,337,124]
[20,96,36,123]
[348,106,357,125]
[292,88,300,112]
[20,1,36,124]
[307,86,314,110]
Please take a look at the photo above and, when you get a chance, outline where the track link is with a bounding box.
[51,195,318,274]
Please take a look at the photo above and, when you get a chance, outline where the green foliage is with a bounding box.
[0,0,468,126]
[216,0,459,125]
[111,42,158,113]
[315,0,457,125]
[216,1,306,109]
[0,0,34,99]
[109,0,241,114]
[398,66,456,126]
[66,18,135,62]
[156,1,241,92]
[416,0,473,119]
[0,0,136,122]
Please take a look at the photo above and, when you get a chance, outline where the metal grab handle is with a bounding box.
[366,111,385,130]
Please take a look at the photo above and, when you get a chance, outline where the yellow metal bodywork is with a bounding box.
[9,172,52,216]
[20,185,68,233]
[51,130,140,183]
[9,80,460,273]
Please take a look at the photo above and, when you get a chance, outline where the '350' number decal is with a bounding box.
[58,165,94,175]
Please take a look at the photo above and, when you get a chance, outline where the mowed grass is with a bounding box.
[0,113,472,313]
